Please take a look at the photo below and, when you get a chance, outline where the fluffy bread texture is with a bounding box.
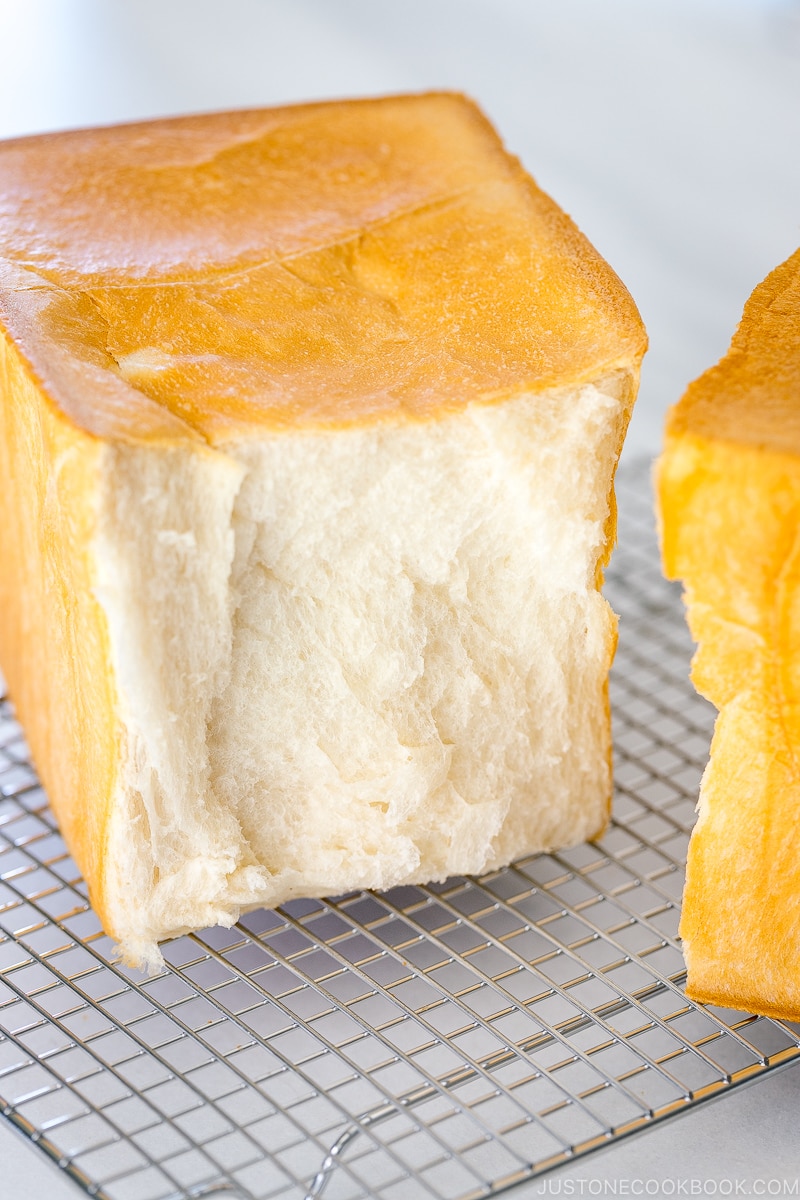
[0,93,646,969]
[657,248,800,1020]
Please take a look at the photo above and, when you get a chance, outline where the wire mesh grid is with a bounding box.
[1,457,799,1200]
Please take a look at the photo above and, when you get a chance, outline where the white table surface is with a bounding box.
[1,2,799,1195]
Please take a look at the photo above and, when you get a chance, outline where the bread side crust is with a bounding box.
[658,428,800,1019]
[0,326,121,933]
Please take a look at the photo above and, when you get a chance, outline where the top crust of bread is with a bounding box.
[666,248,800,454]
[0,92,646,446]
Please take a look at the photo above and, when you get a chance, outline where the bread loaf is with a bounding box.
[0,93,646,969]
[657,248,800,1020]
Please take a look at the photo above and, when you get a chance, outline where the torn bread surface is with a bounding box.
[95,376,631,969]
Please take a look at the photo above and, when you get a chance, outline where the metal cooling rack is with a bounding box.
[1,457,799,1200]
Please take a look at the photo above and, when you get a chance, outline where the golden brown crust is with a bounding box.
[658,249,800,1020]
[0,328,119,930]
[0,93,646,446]
[666,248,800,455]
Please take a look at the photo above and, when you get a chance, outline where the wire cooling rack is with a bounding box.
[1,458,799,1200]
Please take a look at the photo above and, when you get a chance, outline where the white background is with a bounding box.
[0,2,799,1195]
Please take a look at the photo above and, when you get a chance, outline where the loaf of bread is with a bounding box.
[0,93,646,969]
[658,248,800,1020]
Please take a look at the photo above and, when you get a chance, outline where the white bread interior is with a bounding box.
[96,375,631,969]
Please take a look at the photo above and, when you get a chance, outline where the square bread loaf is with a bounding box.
[0,93,646,969]
[658,248,800,1021]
